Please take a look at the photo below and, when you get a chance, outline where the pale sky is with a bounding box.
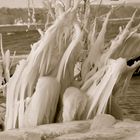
[0,0,44,8]
[0,0,139,8]
[126,0,140,2]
